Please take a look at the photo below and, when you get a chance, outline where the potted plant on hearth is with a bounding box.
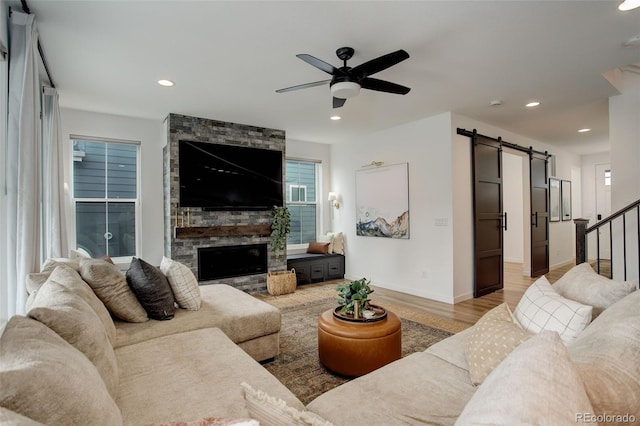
[267,206,295,295]
[337,278,373,318]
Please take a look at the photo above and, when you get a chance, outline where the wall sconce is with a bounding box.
[328,192,340,209]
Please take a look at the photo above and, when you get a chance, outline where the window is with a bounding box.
[286,160,319,245]
[72,138,139,260]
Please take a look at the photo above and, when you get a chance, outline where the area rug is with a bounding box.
[262,297,454,405]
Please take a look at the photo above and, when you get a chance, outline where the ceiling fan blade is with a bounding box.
[361,77,411,95]
[297,54,339,75]
[351,49,410,79]
[276,79,331,93]
[333,97,346,109]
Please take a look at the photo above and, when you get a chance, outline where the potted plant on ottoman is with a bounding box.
[337,278,373,318]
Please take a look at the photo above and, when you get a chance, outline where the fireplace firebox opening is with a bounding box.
[198,244,268,281]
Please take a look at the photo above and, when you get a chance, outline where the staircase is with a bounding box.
[575,199,640,281]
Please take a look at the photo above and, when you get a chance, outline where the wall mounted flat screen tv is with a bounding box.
[178,140,283,210]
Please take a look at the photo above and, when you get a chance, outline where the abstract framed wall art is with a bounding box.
[355,162,409,239]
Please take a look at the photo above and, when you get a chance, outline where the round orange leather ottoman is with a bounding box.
[317,308,401,377]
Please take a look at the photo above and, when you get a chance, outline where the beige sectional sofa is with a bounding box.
[0,261,306,425]
[1,260,639,426]
[305,265,640,425]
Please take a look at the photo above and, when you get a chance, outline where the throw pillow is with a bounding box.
[316,234,334,253]
[80,257,149,322]
[456,331,594,425]
[126,257,176,320]
[0,316,122,425]
[552,262,637,317]
[160,256,201,311]
[326,232,344,255]
[27,275,119,398]
[307,242,330,254]
[40,257,80,274]
[568,288,640,422]
[514,275,592,344]
[241,382,334,426]
[465,302,530,385]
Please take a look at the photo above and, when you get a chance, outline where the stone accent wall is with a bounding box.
[163,113,286,293]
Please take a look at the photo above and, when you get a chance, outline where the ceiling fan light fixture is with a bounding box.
[331,81,361,99]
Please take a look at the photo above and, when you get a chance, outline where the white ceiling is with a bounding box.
[21,0,640,154]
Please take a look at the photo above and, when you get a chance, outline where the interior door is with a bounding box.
[472,134,504,297]
[595,163,612,259]
[530,152,549,277]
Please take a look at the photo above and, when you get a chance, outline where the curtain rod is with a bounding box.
[20,0,55,88]
[456,128,550,158]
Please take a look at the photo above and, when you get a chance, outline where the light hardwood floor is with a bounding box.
[371,262,575,327]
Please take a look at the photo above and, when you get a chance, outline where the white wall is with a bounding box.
[285,138,332,239]
[503,152,525,263]
[0,1,10,324]
[330,112,456,303]
[60,108,165,265]
[609,70,640,281]
[610,70,640,211]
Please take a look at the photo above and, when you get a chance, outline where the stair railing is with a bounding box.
[575,199,640,280]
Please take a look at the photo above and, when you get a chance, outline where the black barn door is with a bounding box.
[530,152,550,276]
[472,134,504,297]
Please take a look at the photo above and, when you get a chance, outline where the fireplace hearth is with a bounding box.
[198,244,268,281]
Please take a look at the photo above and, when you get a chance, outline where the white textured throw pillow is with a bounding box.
[514,276,592,344]
[241,382,334,426]
[456,331,594,425]
[160,256,201,311]
[552,262,637,317]
[326,232,344,255]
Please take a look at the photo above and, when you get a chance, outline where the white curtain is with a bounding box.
[42,87,69,259]
[6,11,42,316]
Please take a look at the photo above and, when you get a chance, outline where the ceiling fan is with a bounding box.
[276,47,411,108]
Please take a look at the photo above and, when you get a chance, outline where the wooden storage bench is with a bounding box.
[286,253,345,284]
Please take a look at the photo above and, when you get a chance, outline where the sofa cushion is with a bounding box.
[514,275,592,344]
[553,262,637,317]
[0,316,122,425]
[115,327,303,425]
[456,331,593,425]
[424,327,472,371]
[33,264,117,344]
[568,288,640,423]
[465,302,530,385]
[241,382,333,426]
[80,257,148,323]
[307,351,476,425]
[114,284,281,350]
[126,257,175,320]
[27,267,119,398]
[160,256,201,311]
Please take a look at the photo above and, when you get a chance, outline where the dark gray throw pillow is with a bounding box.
[126,257,175,320]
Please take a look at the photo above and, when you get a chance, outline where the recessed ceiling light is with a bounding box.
[157,79,174,87]
[578,128,591,133]
[526,101,541,108]
[330,115,341,121]
[619,0,640,11]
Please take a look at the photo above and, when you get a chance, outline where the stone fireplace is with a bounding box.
[163,114,286,292]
